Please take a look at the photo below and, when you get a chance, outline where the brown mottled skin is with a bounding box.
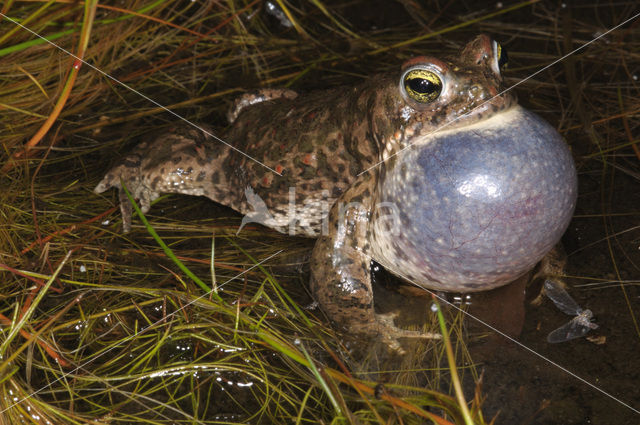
[95,35,566,349]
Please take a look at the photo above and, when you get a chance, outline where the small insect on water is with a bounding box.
[544,280,599,343]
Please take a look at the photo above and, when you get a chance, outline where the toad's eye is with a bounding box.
[402,68,443,103]
[496,42,508,70]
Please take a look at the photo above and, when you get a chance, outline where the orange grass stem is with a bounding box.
[2,0,98,173]
[0,262,45,287]
[140,0,259,81]
[98,3,209,39]
[258,334,458,424]
[20,206,117,255]
[0,59,79,172]
[0,252,74,369]
[0,312,70,367]
[327,369,457,425]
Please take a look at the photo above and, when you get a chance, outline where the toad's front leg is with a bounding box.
[310,177,439,352]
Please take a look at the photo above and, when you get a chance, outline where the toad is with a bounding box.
[95,35,577,348]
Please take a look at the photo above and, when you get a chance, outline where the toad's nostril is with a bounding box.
[475,53,488,65]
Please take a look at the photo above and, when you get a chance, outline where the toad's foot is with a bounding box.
[340,312,441,354]
[373,312,441,353]
[530,244,567,306]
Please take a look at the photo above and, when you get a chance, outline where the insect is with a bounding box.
[544,280,598,343]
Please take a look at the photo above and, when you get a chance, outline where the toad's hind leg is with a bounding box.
[529,244,568,306]
[94,125,234,232]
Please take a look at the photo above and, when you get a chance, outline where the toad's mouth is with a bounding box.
[372,106,577,292]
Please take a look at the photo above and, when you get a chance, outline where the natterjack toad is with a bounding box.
[95,35,577,347]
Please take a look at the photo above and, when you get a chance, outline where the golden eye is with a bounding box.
[496,42,508,70]
[402,68,443,103]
